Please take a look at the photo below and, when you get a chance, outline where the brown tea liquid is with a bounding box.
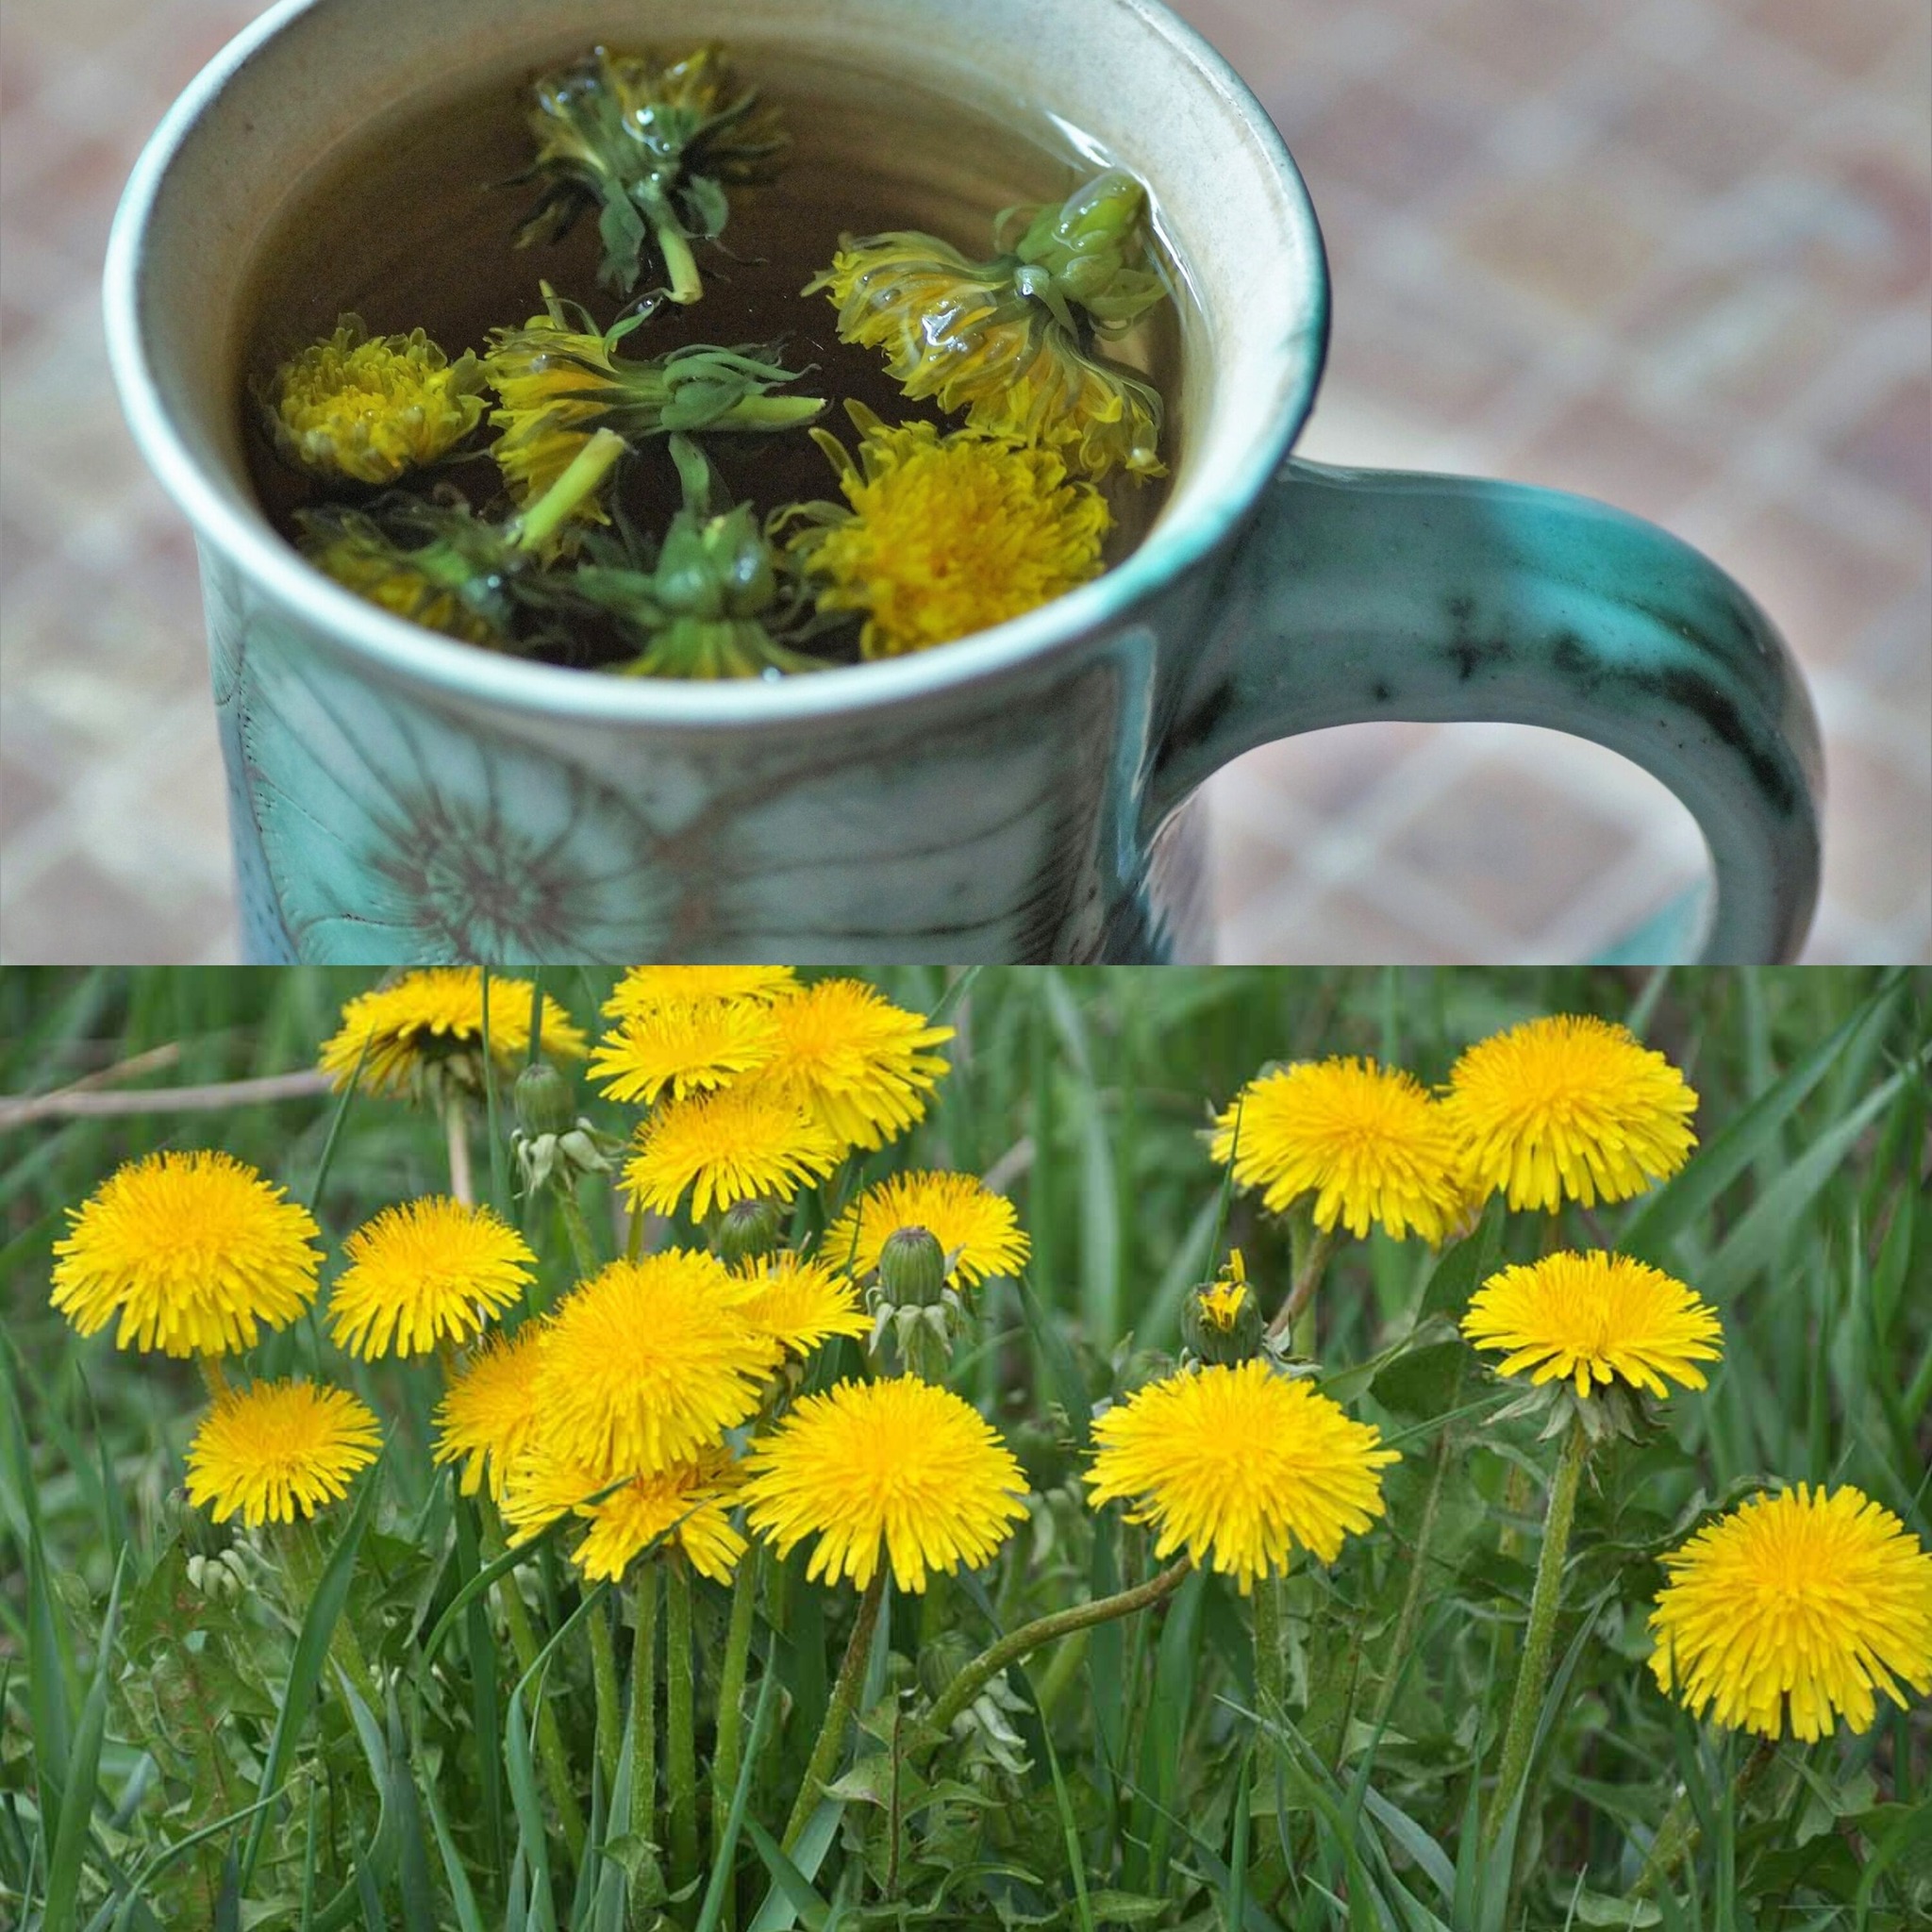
[240,47,1186,667]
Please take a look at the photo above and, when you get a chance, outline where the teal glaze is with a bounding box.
[106,0,1823,963]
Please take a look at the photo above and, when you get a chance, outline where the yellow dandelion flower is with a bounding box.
[588,998,781,1107]
[258,314,485,486]
[1210,1058,1466,1243]
[623,1086,843,1221]
[822,1170,1028,1286]
[533,1250,781,1478]
[602,966,800,1024]
[1462,1250,1723,1400]
[318,968,589,1097]
[758,977,955,1151]
[793,414,1110,659]
[733,1252,869,1357]
[50,1151,323,1357]
[741,1376,1027,1593]
[501,1442,746,1584]
[186,1378,381,1527]
[327,1196,536,1360]
[1650,1485,1932,1740]
[1442,1014,1698,1212]
[1086,1360,1397,1591]
[433,1324,545,1500]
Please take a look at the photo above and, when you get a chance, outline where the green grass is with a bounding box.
[2,965,1927,1930]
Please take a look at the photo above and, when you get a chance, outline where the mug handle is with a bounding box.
[1151,458,1824,961]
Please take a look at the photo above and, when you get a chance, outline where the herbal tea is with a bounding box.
[241,44,1187,678]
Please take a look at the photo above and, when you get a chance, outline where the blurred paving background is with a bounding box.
[2,0,1927,962]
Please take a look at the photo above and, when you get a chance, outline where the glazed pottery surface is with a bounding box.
[106,0,1823,962]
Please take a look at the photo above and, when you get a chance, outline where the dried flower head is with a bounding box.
[186,1379,381,1526]
[1086,1360,1397,1591]
[51,1151,323,1357]
[791,408,1109,658]
[1443,1015,1698,1212]
[741,1376,1028,1593]
[1650,1486,1932,1740]
[258,314,485,485]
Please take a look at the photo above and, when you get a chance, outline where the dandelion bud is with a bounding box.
[1184,1274,1262,1367]
[878,1225,947,1309]
[514,1061,576,1140]
[717,1195,784,1267]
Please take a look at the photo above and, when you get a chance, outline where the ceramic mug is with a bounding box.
[106,0,1823,964]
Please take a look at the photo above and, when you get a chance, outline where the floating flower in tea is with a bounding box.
[298,427,628,646]
[514,44,787,303]
[789,403,1110,658]
[485,287,824,525]
[258,314,487,486]
[809,170,1168,478]
[563,437,828,678]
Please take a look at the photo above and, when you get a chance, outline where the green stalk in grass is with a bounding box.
[1481,1415,1588,1854]
[630,1562,660,1886]
[783,1567,886,1852]
[709,1546,760,1904]
[665,1555,701,1875]
[589,1597,623,1794]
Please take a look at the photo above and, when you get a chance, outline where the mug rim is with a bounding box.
[103,0,1329,727]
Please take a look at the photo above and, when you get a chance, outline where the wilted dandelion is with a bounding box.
[51,1151,322,1357]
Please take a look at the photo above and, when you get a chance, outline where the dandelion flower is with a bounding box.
[258,314,485,486]
[318,968,588,1097]
[502,1442,746,1584]
[1462,1251,1723,1400]
[733,1252,869,1357]
[1650,1485,1932,1740]
[603,966,800,1024]
[759,977,955,1150]
[433,1324,545,1500]
[589,998,781,1106]
[623,1086,842,1221]
[51,1151,323,1357]
[741,1376,1027,1593]
[1210,1058,1466,1242]
[1086,1360,1397,1591]
[186,1379,381,1526]
[328,1196,536,1359]
[534,1250,781,1478]
[1443,1015,1698,1212]
[299,505,512,647]
[792,412,1109,659]
[823,1170,1028,1287]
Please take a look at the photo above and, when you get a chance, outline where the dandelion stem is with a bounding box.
[924,1558,1191,1741]
[1633,1733,1778,1899]
[513,427,627,554]
[444,1093,475,1207]
[655,218,704,304]
[783,1567,886,1852]
[1253,1569,1285,1716]
[483,1500,587,1863]
[665,1556,700,1876]
[630,1563,659,1861]
[195,1353,230,1401]
[710,1546,760,1903]
[556,1184,602,1280]
[718,394,825,431]
[275,1519,381,1717]
[1269,1219,1337,1346]
[589,1596,623,1795]
[1482,1415,1589,1854]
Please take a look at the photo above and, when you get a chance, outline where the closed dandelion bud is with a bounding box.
[515,1060,576,1140]
[717,1195,784,1267]
[878,1225,947,1309]
[1183,1251,1262,1366]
